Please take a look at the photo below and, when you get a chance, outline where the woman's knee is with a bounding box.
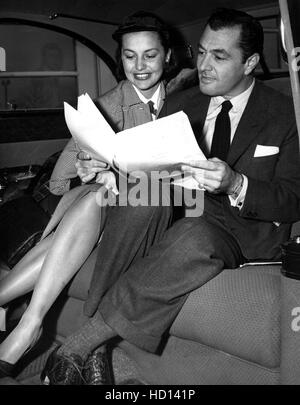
[71,193,100,217]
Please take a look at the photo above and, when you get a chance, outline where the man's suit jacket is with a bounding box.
[161,80,300,260]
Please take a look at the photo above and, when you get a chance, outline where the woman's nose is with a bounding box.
[135,58,146,71]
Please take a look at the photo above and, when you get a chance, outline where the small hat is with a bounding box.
[112,11,168,41]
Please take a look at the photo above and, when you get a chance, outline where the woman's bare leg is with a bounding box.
[0,192,105,364]
[0,235,53,306]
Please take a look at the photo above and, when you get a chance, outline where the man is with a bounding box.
[42,8,300,384]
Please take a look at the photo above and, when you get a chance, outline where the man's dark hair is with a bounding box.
[206,8,264,63]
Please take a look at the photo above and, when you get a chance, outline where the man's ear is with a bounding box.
[244,53,260,75]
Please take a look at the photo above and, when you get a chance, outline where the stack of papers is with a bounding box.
[64,93,206,189]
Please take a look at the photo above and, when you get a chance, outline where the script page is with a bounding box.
[64,94,116,165]
[113,111,206,189]
[114,111,205,169]
[64,94,206,189]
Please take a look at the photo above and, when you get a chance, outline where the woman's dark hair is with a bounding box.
[113,10,176,81]
[206,8,264,63]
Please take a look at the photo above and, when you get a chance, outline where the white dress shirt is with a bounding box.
[201,79,255,208]
[133,84,161,120]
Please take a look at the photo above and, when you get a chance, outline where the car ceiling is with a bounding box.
[0,0,277,26]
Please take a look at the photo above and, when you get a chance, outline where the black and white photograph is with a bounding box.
[0,0,299,389]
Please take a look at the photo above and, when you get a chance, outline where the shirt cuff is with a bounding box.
[229,174,248,209]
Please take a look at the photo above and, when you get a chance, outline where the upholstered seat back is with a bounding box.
[171,266,281,368]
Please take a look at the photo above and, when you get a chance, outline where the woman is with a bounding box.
[0,11,175,379]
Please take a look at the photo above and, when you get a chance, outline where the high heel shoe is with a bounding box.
[0,359,14,378]
[0,326,43,378]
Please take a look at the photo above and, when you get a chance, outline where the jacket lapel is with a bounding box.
[122,80,144,106]
[227,81,267,166]
[185,92,210,149]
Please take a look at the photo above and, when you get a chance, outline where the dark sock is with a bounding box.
[57,311,115,361]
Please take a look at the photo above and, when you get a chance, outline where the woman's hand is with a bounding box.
[75,152,110,183]
[95,171,119,195]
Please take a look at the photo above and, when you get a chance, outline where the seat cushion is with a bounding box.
[170,265,281,368]
[67,246,281,368]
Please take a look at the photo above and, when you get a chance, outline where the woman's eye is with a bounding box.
[145,54,157,59]
[124,54,135,59]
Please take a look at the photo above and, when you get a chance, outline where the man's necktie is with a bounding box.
[209,100,233,161]
[147,100,157,118]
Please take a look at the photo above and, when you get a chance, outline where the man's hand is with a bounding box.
[181,158,242,194]
[75,153,110,184]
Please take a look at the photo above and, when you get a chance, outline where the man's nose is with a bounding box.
[198,54,212,71]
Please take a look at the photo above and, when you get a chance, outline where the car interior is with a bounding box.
[0,0,299,385]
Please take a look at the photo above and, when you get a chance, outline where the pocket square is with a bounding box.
[254,145,279,157]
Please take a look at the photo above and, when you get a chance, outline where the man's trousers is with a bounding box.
[98,211,244,353]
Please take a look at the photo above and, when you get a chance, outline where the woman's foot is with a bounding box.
[0,359,14,378]
[0,315,42,365]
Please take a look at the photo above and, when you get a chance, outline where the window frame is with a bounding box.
[0,17,117,111]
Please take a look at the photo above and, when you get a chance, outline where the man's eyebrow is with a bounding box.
[213,49,230,57]
[198,43,230,57]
